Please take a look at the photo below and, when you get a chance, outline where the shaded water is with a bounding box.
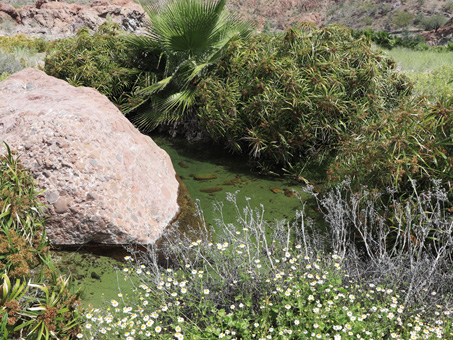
[55,134,322,308]
[152,134,316,228]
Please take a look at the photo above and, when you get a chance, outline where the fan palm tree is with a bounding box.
[125,0,252,130]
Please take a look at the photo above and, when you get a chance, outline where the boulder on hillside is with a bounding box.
[0,68,180,246]
[0,3,21,23]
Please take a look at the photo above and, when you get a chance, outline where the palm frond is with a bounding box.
[127,0,253,127]
[138,75,173,96]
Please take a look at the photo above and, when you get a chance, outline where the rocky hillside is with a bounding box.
[0,0,452,44]
[227,0,452,34]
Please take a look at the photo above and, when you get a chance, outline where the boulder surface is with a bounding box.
[0,68,180,245]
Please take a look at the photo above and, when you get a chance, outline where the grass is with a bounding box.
[383,47,453,73]
[382,47,453,101]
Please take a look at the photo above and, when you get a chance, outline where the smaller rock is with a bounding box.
[284,188,296,197]
[269,187,282,194]
[193,174,217,181]
[45,191,59,204]
[200,187,223,193]
[178,161,189,168]
[222,180,236,186]
[86,192,97,201]
[53,197,69,214]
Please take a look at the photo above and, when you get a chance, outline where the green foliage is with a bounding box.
[0,52,23,77]
[19,276,83,340]
[198,24,411,175]
[329,97,453,192]
[0,142,49,278]
[124,0,252,130]
[1,272,83,340]
[0,35,48,54]
[392,10,414,29]
[404,65,453,101]
[352,29,426,50]
[420,14,448,32]
[0,73,9,82]
[0,35,49,80]
[0,143,84,340]
[44,22,150,112]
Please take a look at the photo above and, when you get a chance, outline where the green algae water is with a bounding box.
[55,134,321,308]
[152,134,315,228]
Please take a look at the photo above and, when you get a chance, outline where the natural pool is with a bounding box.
[152,134,318,227]
[55,134,322,308]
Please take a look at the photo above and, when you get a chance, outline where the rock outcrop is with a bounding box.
[0,68,180,245]
[0,3,21,23]
[0,0,145,38]
[421,24,453,46]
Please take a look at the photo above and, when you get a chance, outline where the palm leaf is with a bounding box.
[126,0,253,127]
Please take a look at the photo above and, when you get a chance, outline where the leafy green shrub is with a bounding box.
[198,24,411,175]
[329,97,453,192]
[0,143,84,340]
[448,42,453,52]
[421,14,448,32]
[352,29,398,49]
[0,35,48,54]
[392,10,414,29]
[352,29,427,50]
[44,23,151,111]
[445,1,453,12]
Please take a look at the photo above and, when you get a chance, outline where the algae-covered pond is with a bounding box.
[55,134,321,308]
[152,134,316,227]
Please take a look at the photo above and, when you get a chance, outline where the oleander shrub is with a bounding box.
[0,143,49,279]
[0,143,84,340]
[44,22,154,111]
[198,24,412,176]
[329,97,453,193]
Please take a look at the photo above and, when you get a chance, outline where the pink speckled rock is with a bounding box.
[0,69,180,245]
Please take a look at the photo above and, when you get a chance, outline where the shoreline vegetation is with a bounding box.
[1,0,452,338]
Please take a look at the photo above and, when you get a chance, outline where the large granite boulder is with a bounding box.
[0,68,180,245]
